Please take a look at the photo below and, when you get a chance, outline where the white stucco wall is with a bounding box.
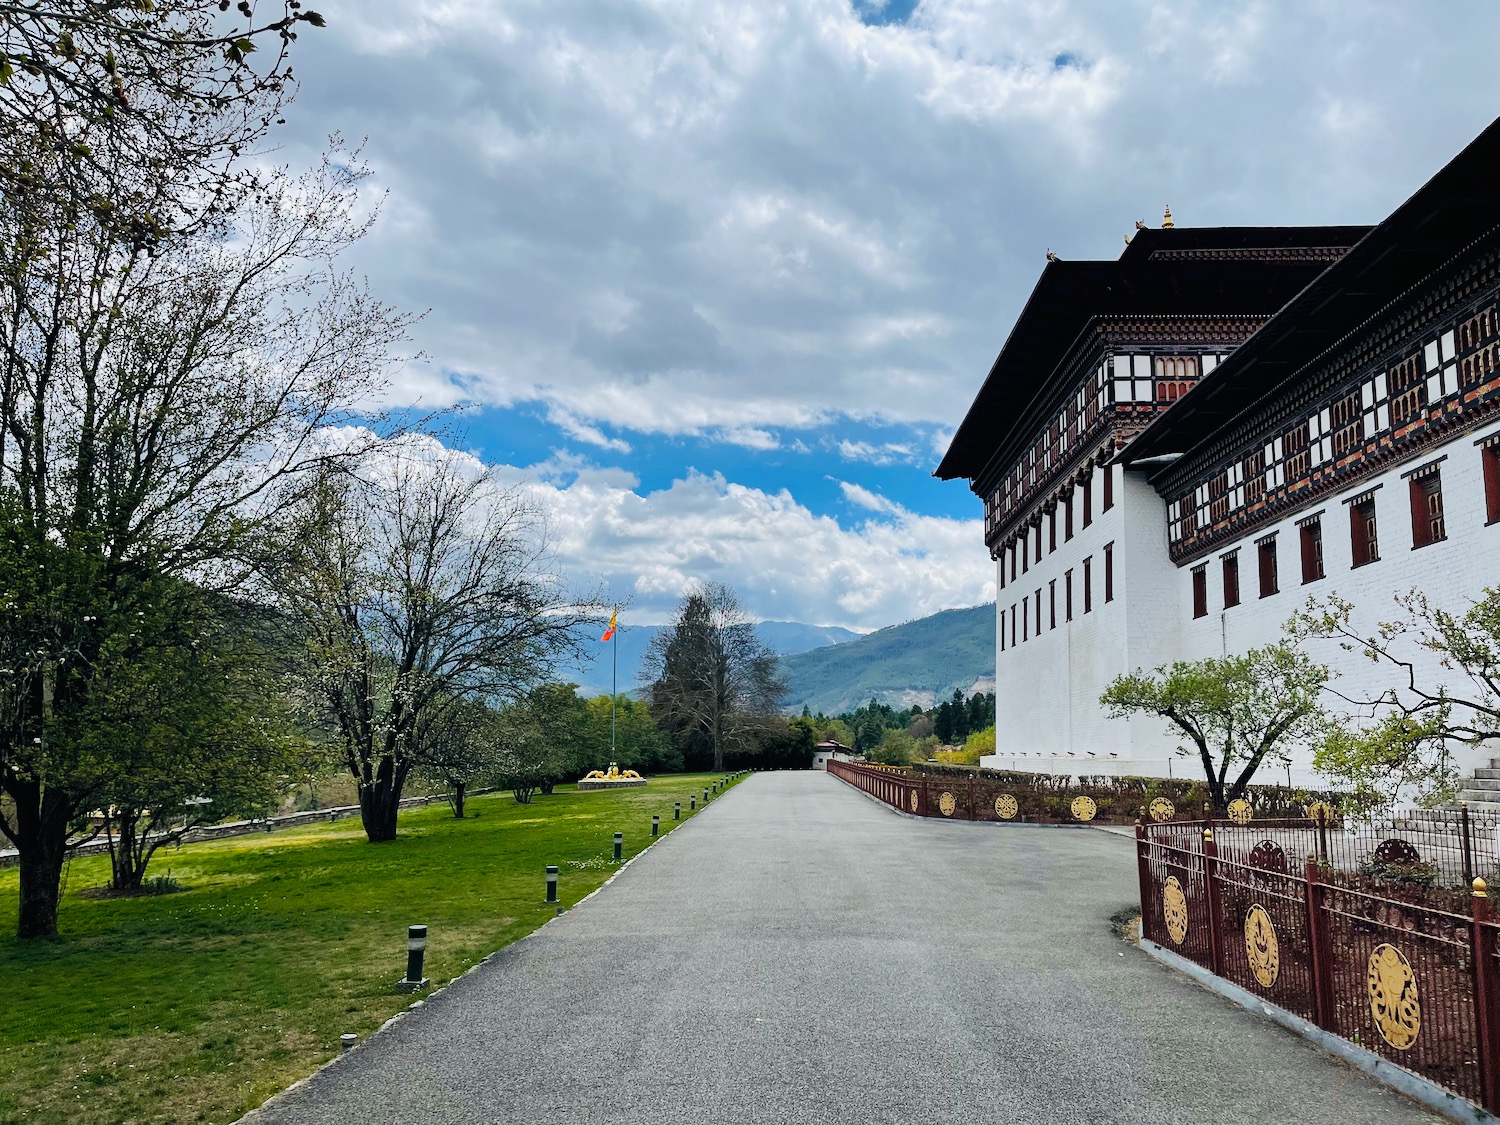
[1172,419,1500,781]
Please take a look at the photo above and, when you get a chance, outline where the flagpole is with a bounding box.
[610,611,618,758]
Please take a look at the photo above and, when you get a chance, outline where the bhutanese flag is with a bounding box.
[601,609,618,642]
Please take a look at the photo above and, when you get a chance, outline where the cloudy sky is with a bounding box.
[273,0,1500,630]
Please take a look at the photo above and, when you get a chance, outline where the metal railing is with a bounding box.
[1138,814,1500,1112]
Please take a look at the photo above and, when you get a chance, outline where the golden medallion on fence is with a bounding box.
[1243,904,1280,988]
[1227,798,1254,825]
[1149,797,1175,823]
[938,791,957,817]
[995,793,1018,820]
[1305,800,1336,824]
[1367,943,1420,1050]
[1071,795,1097,822]
[1162,876,1189,946]
[909,790,919,813]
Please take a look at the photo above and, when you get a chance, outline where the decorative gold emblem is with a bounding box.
[938,791,957,817]
[1162,876,1189,945]
[1071,795,1097,822]
[1306,800,1336,824]
[909,790,919,813]
[1243,904,1280,988]
[995,793,1018,820]
[1149,797,1176,823]
[1227,798,1253,825]
[1368,943,1420,1050]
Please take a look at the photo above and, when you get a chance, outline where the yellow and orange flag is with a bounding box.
[600,609,618,642]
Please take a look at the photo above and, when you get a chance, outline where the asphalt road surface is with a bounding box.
[245,772,1440,1125]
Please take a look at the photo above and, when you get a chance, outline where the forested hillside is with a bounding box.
[779,604,996,715]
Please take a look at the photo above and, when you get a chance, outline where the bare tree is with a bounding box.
[0,147,412,938]
[2,1,325,240]
[273,448,601,842]
[643,582,787,771]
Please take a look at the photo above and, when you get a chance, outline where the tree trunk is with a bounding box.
[109,810,146,891]
[13,783,73,939]
[358,767,403,843]
[452,782,466,819]
[539,779,555,795]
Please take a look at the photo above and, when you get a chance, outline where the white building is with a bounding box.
[938,118,1500,792]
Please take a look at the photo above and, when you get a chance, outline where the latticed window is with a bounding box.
[1257,536,1278,598]
[1349,494,1379,568]
[1222,550,1241,609]
[1227,461,1246,511]
[1408,464,1445,548]
[1208,472,1229,524]
[1331,389,1363,459]
[1284,421,1311,482]
[1389,353,1424,427]
[1360,371,1391,438]
[1299,516,1324,584]
[1485,440,1500,525]
[1459,305,1498,388]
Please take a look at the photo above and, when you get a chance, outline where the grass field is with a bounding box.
[0,772,741,1125]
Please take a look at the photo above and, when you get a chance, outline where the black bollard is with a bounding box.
[613,831,623,862]
[651,815,660,837]
[674,802,681,820]
[399,925,430,992]
[546,864,558,903]
[690,795,696,811]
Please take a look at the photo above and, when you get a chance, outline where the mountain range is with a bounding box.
[555,604,996,716]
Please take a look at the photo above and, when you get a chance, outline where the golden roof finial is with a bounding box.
[1162,204,1175,229]
[1123,233,1131,246]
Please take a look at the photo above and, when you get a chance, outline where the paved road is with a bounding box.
[247,772,1439,1124]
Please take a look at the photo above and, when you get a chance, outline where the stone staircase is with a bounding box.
[1456,758,1500,814]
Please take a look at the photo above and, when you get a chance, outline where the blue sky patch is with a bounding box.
[853,0,921,28]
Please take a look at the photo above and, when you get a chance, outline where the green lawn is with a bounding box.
[0,772,741,1125]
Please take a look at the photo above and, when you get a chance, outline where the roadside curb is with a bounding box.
[1139,937,1495,1125]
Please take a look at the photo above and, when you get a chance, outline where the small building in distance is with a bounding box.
[938,117,1500,791]
[812,740,854,771]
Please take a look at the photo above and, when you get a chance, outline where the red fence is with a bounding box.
[829,758,1120,824]
[1138,818,1500,1112]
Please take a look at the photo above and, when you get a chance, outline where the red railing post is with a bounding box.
[967,772,976,820]
[1303,856,1336,1032]
[1472,878,1500,1113]
[1202,828,1225,977]
[1134,818,1152,938]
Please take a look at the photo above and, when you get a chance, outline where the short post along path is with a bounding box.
[246,773,1439,1124]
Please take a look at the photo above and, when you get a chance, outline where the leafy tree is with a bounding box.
[643,582,787,771]
[949,688,971,742]
[495,684,591,803]
[582,695,680,775]
[867,728,915,766]
[412,696,503,819]
[1100,640,1330,810]
[1293,591,1500,808]
[274,453,597,841]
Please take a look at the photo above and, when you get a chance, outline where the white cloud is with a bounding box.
[836,438,917,465]
[522,462,993,629]
[838,480,903,515]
